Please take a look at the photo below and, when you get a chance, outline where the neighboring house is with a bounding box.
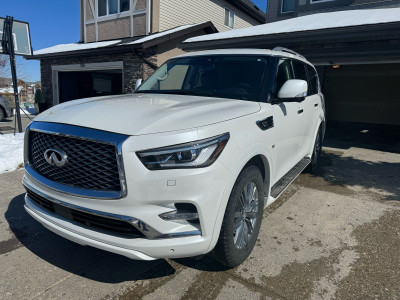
[25,82,42,103]
[28,0,265,109]
[0,86,23,102]
[182,7,400,126]
[267,0,400,23]
[0,77,13,88]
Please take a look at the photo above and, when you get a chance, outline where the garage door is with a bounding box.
[321,63,400,126]
[58,70,123,103]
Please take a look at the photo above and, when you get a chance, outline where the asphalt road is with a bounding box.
[0,125,399,299]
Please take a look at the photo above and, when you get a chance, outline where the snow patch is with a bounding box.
[0,133,25,174]
[184,8,400,43]
[0,86,22,94]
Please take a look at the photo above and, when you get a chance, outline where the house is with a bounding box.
[25,82,42,103]
[27,0,266,109]
[182,7,400,126]
[267,0,400,23]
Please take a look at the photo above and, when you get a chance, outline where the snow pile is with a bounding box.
[0,133,25,173]
[34,40,122,55]
[184,7,400,43]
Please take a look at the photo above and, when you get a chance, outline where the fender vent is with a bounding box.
[256,116,274,131]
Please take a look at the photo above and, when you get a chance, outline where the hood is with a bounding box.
[34,94,260,136]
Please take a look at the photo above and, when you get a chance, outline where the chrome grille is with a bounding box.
[29,130,121,192]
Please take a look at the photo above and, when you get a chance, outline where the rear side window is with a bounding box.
[275,59,294,93]
[306,65,319,95]
[292,60,308,82]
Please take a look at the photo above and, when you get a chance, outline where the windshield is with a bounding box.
[136,55,268,102]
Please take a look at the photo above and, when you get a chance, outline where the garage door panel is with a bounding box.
[324,64,400,125]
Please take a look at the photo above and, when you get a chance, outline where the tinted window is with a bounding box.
[108,0,118,14]
[293,60,313,95]
[306,65,319,95]
[275,59,294,94]
[282,0,295,12]
[120,0,130,12]
[98,0,107,16]
[137,56,268,102]
[292,60,308,82]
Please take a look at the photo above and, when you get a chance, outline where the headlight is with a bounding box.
[136,133,229,170]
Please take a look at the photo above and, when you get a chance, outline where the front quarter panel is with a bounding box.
[196,103,275,252]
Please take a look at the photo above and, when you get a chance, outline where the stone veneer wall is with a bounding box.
[39,47,157,108]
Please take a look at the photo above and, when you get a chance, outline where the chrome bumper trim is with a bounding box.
[23,178,202,240]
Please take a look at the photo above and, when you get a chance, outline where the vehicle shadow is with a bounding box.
[296,148,400,201]
[5,193,177,283]
[324,122,400,153]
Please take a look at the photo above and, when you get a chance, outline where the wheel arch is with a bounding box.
[244,154,271,198]
[308,117,325,155]
[207,152,272,253]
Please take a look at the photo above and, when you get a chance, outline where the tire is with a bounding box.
[213,165,264,268]
[0,108,4,122]
[306,127,322,173]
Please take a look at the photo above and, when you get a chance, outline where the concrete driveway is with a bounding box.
[1,124,399,299]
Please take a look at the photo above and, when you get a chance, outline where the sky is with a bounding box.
[1,0,267,82]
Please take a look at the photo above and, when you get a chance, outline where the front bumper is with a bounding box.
[23,155,232,260]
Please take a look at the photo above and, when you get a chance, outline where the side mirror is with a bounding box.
[276,79,308,102]
[135,79,143,90]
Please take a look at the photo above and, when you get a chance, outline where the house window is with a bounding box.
[224,8,235,29]
[98,0,130,17]
[281,0,295,12]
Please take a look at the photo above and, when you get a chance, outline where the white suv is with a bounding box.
[23,48,325,267]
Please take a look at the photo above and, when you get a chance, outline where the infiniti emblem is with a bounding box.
[44,149,68,167]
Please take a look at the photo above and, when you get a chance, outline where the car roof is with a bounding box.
[175,48,314,67]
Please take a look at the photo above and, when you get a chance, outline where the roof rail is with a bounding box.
[272,46,306,60]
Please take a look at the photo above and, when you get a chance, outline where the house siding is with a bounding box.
[156,28,210,65]
[86,23,96,42]
[266,0,293,23]
[98,17,131,41]
[159,0,261,33]
[83,0,148,42]
[133,14,147,36]
[85,0,94,20]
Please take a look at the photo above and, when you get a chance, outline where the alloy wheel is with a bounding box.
[233,181,259,249]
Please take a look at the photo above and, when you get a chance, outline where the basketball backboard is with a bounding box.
[0,17,32,56]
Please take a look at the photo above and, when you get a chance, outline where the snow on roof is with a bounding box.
[33,22,210,56]
[184,8,400,44]
[121,23,207,46]
[34,40,122,55]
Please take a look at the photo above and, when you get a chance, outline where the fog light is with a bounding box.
[159,203,199,223]
[160,210,199,221]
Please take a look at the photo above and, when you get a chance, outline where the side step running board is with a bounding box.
[270,157,311,198]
